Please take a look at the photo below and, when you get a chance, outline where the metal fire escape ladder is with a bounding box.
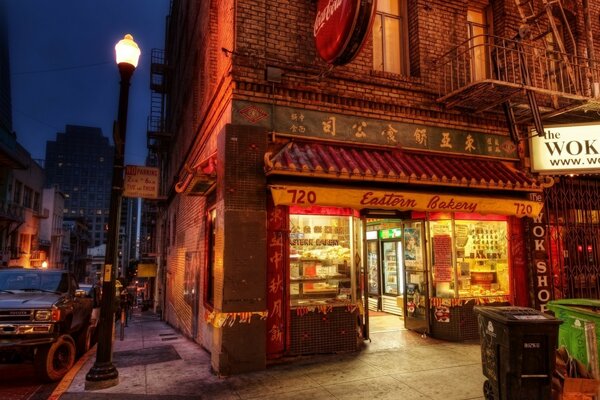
[147,49,169,153]
[510,0,579,137]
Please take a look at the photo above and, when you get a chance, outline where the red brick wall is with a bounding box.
[158,0,600,373]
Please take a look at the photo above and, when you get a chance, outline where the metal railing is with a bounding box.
[0,201,25,222]
[434,34,600,101]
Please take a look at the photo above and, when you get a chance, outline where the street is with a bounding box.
[0,362,59,400]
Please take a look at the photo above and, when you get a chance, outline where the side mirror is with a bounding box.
[75,289,89,298]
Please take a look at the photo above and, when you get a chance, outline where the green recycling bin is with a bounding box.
[547,299,600,371]
[474,306,562,400]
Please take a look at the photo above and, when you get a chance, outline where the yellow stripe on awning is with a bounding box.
[269,185,543,218]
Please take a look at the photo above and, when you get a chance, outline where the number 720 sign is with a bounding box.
[270,185,543,218]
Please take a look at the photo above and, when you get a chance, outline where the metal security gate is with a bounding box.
[545,177,600,300]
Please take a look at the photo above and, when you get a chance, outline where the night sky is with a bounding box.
[3,0,169,166]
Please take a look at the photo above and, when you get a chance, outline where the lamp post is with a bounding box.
[86,34,140,390]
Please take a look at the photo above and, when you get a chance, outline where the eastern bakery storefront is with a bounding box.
[252,101,545,357]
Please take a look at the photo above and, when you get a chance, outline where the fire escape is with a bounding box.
[435,0,600,142]
[144,48,169,262]
[147,48,170,158]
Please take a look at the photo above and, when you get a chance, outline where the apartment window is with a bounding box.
[23,186,33,209]
[373,0,407,75]
[19,233,31,255]
[205,208,217,308]
[13,180,22,204]
[33,192,41,213]
[467,8,490,82]
[545,18,568,92]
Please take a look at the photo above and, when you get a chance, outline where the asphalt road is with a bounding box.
[0,362,59,400]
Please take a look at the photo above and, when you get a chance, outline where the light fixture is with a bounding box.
[115,34,141,68]
[86,33,140,390]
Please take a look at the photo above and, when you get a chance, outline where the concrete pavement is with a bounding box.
[52,309,486,400]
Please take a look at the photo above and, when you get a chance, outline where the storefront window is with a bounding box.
[430,217,510,298]
[289,212,355,307]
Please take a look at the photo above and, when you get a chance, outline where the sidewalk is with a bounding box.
[53,309,486,400]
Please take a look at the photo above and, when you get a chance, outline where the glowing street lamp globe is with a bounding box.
[115,34,140,68]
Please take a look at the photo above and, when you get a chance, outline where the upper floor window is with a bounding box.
[467,8,490,82]
[373,0,407,76]
[33,192,41,213]
[13,180,22,205]
[23,186,33,209]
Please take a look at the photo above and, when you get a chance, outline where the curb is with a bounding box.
[47,345,97,400]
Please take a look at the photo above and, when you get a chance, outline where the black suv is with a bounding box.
[0,268,94,381]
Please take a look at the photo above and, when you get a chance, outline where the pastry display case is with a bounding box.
[289,214,353,307]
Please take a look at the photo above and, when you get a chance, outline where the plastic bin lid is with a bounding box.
[548,298,600,307]
[474,306,562,324]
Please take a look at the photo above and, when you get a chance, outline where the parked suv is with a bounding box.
[0,268,94,381]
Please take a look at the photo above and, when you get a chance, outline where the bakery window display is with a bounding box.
[289,214,353,307]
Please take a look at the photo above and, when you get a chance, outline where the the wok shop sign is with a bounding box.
[314,0,376,65]
[528,211,552,312]
[530,123,600,175]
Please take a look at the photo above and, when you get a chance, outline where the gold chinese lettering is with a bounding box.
[465,134,476,152]
[440,132,453,149]
[322,117,336,136]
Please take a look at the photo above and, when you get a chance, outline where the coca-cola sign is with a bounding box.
[314,0,377,65]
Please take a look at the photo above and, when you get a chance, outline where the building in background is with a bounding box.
[39,186,65,269]
[0,4,34,266]
[63,218,91,279]
[147,0,600,374]
[44,125,113,248]
[6,156,47,268]
[86,243,106,283]
[120,197,139,278]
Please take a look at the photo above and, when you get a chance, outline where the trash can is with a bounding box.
[547,299,600,371]
[474,306,562,400]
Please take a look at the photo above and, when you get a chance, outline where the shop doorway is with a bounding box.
[363,217,429,337]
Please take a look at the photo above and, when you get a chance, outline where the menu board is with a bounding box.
[433,235,453,282]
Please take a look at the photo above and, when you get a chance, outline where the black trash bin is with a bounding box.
[474,306,562,400]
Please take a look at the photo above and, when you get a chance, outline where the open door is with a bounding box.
[402,220,429,333]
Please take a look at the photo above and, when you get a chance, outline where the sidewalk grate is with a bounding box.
[159,332,180,341]
[113,345,181,368]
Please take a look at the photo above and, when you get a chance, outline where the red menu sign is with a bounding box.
[433,235,453,282]
[314,0,377,65]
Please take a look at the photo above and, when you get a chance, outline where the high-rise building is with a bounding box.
[120,197,139,278]
[0,4,12,135]
[45,125,113,247]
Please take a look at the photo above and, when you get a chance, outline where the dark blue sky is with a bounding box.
[3,0,169,166]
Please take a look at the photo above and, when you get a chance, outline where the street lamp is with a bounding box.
[86,34,140,390]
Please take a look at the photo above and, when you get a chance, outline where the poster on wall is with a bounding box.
[434,306,451,323]
[433,235,453,282]
[404,228,421,265]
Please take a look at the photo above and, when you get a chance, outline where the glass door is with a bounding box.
[403,221,429,333]
[382,240,401,296]
[367,240,380,297]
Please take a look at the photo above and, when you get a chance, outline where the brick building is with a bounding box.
[148,0,600,374]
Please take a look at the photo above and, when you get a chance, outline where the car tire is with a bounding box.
[76,323,93,357]
[34,335,76,382]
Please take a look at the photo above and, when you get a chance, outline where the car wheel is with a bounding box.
[34,335,76,382]
[483,380,495,400]
[76,323,93,357]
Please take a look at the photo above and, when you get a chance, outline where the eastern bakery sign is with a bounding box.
[314,0,377,65]
[270,185,544,218]
[530,124,600,174]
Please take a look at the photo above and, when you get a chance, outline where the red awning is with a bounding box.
[264,141,542,192]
